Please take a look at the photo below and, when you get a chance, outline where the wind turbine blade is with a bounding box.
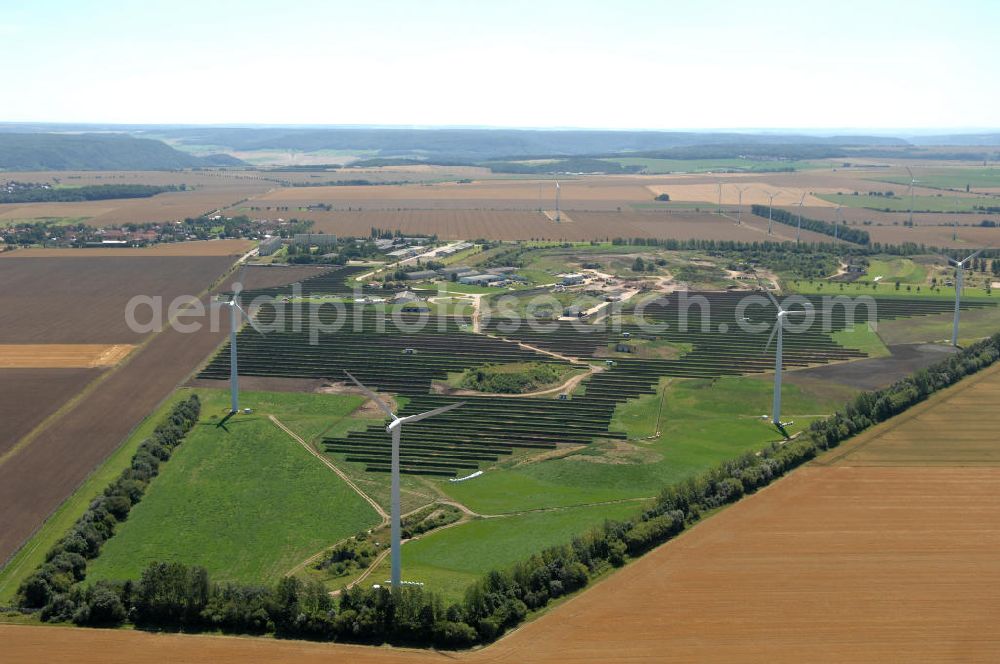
[401,401,464,424]
[766,291,780,309]
[962,248,985,264]
[764,322,779,353]
[905,166,913,181]
[234,302,265,335]
[343,370,395,418]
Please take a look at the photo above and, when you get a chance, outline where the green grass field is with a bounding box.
[791,279,996,299]
[875,306,1000,346]
[817,192,995,213]
[873,168,1000,191]
[85,389,384,586]
[831,323,891,357]
[865,257,928,284]
[368,502,642,603]
[440,375,837,515]
[603,157,828,174]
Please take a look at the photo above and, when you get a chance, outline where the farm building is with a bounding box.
[459,273,504,285]
[393,290,422,304]
[292,233,337,248]
[387,246,422,259]
[404,270,438,280]
[561,273,586,285]
[436,241,473,256]
[440,265,476,278]
[258,236,282,256]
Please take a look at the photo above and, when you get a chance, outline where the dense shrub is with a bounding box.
[751,204,871,244]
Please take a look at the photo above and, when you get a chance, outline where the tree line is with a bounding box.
[0,183,180,204]
[750,204,871,245]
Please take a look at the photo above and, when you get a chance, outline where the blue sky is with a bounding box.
[2,0,997,129]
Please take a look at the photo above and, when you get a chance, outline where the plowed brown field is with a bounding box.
[0,255,240,343]
[0,369,99,456]
[5,364,999,662]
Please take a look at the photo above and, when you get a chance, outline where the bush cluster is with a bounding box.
[17,396,201,616]
[460,362,562,394]
[751,204,871,244]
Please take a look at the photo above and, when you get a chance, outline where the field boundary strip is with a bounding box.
[0,344,135,369]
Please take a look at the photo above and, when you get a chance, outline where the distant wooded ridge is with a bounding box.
[0,125,998,171]
[0,133,243,171]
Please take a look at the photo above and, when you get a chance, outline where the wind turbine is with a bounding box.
[717,182,723,214]
[764,191,781,235]
[217,285,264,414]
[759,286,809,429]
[944,249,985,347]
[344,371,463,588]
[905,166,918,227]
[735,185,750,225]
[795,193,806,244]
[555,181,561,222]
[953,194,961,241]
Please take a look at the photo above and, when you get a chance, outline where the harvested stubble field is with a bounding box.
[790,204,1000,227]
[299,209,797,241]
[818,361,1000,466]
[0,254,244,565]
[866,223,1000,248]
[250,178,655,204]
[0,344,134,368]
[0,171,271,226]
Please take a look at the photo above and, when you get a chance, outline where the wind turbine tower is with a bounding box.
[218,285,264,414]
[905,166,918,227]
[946,249,985,347]
[795,193,805,244]
[765,191,780,235]
[344,371,463,588]
[735,186,749,225]
[555,181,561,222]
